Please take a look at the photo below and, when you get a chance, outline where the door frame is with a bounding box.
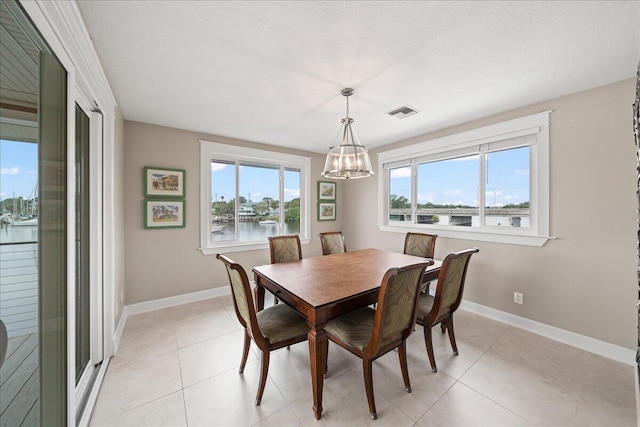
[18,2,119,425]
[72,92,104,413]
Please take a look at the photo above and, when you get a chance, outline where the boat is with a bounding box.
[259,220,276,225]
[211,224,225,233]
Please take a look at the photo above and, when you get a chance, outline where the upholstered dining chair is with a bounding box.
[216,253,310,405]
[403,232,437,259]
[324,261,431,420]
[268,235,302,304]
[415,248,479,373]
[319,231,346,255]
[268,234,302,264]
[404,232,438,293]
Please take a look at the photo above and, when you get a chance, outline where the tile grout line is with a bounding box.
[455,325,537,426]
[411,372,459,425]
[93,310,184,425]
[172,318,189,426]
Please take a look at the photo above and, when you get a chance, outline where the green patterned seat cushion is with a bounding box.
[256,303,310,344]
[416,294,435,321]
[325,307,375,351]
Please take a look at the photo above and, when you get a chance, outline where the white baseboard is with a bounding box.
[461,299,636,366]
[112,286,231,352]
[111,286,634,366]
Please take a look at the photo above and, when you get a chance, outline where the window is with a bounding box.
[378,112,550,246]
[200,140,310,254]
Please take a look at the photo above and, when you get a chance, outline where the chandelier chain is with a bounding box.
[345,94,349,118]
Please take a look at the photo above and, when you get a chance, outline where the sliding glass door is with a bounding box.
[0,0,68,424]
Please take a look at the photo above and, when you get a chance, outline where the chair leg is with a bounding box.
[423,325,437,373]
[239,330,251,374]
[256,350,270,406]
[440,320,447,334]
[398,340,411,392]
[447,317,459,356]
[363,359,377,420]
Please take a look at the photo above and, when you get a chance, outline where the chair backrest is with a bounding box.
[216,253,266,345]
[403,232,438,259]
[365,261,430,357]
[268,235,302,264]
[427,248,479,325]
[319,231,346,255]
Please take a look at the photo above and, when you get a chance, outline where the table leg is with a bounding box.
[308,327,327,420]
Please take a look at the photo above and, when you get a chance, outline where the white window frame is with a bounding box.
[199,140,311,254]
[377,111,550,247]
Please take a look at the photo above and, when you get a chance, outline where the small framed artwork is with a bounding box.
[318,201,336,221]
[144,199,185,229]
[144,166,185,198]
[318,181,336,201]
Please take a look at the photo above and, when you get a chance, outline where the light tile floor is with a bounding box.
[90,296,637,426]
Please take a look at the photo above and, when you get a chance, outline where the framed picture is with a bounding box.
[144,166,185,198]
[318,201,336,221]
[144,199,185,229]
[318,181,336,201]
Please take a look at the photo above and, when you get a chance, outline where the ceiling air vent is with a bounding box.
[387,105,419,119]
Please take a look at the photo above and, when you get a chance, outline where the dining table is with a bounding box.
[252,248,442,420]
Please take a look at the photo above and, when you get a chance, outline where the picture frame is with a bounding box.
[144,166,185,198]
[318,201,336,221]
[144,199,185,229]
[318,181,336,201]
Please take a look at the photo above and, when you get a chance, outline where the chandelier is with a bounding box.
[322,88,374,179]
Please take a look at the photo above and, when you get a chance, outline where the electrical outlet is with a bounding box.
[513,292,524,305]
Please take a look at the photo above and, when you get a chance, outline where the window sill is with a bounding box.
[200,238,312,255]
[378,224,551,247]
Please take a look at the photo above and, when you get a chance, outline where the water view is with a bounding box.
[0,224,38,244]
[211,220,300,243]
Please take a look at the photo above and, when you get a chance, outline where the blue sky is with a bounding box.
[390,147,529,207]
[0,140,38,200]
[1,141,526,207]
[211,162,300,203]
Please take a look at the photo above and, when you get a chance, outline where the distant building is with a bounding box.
[239,200,256,217]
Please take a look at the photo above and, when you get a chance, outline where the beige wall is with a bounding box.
[344,78,638,349]
[113,106,125,326]
[123,122,342,304]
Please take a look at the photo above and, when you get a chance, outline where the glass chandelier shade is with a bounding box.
[322,88,374,180]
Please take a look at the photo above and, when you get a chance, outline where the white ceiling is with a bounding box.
[77,1,640,154]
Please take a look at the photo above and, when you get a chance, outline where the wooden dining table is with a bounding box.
[252,248,442,420]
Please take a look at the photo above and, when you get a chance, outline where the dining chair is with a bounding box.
[268,234,302,264]
[319,231,346,255]
[403,232,437,259]
[324,261,430,420]
[404,232,438,294]
[415,248,479,373]
[216,253,310,405]
[268,235,302,304]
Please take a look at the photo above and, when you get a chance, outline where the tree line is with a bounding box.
[389,195,529,209]
[212,197,300,221]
